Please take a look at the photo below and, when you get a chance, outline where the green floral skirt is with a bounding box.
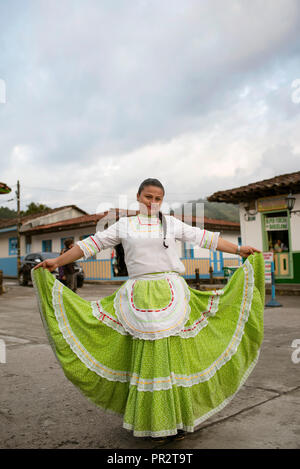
[31,253,264,437]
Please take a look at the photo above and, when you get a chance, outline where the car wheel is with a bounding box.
[19,272,28,286]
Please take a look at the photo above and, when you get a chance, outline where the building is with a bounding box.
[207,170,300,284]
[0,206,241,280]
[0,205,87,277]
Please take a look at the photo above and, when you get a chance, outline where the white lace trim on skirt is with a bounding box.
[51,260,255,391]
[113,272,191,340]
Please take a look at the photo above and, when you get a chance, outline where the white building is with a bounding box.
[0,205,87,277]
[208,170,300,284]
[0,206,241,280]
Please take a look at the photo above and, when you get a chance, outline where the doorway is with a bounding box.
[263,210,292,278]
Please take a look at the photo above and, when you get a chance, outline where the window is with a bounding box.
[25,235,31,254]
[9,237,18,255]
[42,240,52,252]
[265,211,289,252]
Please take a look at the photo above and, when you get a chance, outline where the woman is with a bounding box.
[58,238,77,292]
[32,178,264,443]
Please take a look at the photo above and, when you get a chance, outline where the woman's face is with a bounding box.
[137,185,164,216]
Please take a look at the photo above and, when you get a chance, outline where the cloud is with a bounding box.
[0,0,300,213]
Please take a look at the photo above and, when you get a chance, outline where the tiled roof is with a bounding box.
[207,171,300,203]
[176,215,240,231]
[22,209,139,234]
[21,213,105,232]
[23,210,240,234]
[0,205,88,230]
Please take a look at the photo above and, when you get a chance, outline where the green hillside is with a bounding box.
[180,199,240,223]
[0,206,17,219]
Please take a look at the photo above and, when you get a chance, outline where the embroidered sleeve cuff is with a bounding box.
[76,236,101,260]
[199,230,220,251]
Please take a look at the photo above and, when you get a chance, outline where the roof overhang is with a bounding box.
[207,171,300,204]
[0,225,17,234]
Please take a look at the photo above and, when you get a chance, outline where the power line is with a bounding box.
[21,184,205,198]
[21,185,118,197]
[0,198,15,203]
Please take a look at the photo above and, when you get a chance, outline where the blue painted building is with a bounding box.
[0,205,88,277]
[0,206,241,280]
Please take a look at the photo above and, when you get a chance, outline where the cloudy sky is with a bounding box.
[1,0,300,215]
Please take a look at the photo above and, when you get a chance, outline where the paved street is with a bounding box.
[0,279,299,449]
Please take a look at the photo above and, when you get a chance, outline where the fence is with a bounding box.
[77,259,112,281]
[223,257,242,268]
[77,255,242,281]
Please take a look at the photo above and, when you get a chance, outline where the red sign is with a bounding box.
[263,252,273,284]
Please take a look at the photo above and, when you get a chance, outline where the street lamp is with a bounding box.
[285,193,296,212]
[285,193,300,215]
[243,200,258,221]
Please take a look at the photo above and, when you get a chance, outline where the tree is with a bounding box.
[0,206,17,219]
[0,202,52,220]
[21,202,51,216]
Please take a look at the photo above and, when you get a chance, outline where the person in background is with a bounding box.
[60,238,76,292]
[274,239,287,253]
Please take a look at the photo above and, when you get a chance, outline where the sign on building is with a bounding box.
[258,195,288,212]
[265,216,288,231]
[263,252,273,284]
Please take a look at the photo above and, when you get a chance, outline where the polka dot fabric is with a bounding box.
[32,253,264,437]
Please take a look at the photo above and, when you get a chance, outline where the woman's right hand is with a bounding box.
[33,258,59,272]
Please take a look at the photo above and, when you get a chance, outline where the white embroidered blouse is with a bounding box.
[76,214,220,279]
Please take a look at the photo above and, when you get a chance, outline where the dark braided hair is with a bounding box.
[113,179,168,278]
[137,178,168,248]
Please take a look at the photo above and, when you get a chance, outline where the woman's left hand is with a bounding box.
[239,246,261,258]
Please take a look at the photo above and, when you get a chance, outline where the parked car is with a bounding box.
[19,252,85,289]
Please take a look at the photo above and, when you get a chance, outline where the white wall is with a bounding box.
[290,194,300,251]
[27,226,110,260]
[239,194,300,252]
[23,207,84,230]
[71,207,85,218]
[239,205,264,251]
[30,227,96,255]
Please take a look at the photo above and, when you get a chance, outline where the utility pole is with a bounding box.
[16,180,21,278]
